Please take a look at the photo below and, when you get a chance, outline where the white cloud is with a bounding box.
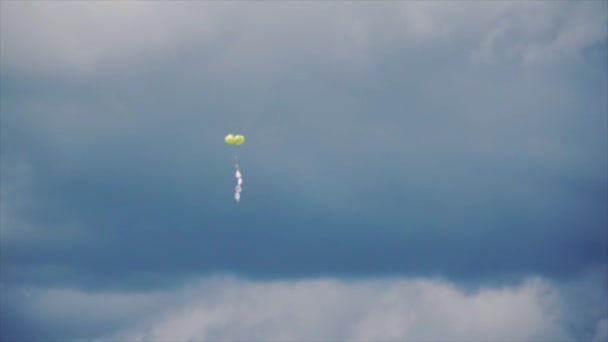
[468,2,608,65]
[0,1,216,76]
[521,2,608,65]
[1,1,605,77]
[7,274,607,341]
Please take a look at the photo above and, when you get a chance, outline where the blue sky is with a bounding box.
[1,1,607,341]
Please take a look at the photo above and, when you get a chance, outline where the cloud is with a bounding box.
[1,7,605,342]
[1,0,606,294]
[520,2,608,65]
[0,1,216,76]
[1,1,605,78]
[2,274,606,342]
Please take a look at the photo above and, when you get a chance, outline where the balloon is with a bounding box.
[234,135,245,145]
[225,134,235,145]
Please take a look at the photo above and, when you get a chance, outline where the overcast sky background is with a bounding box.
[1,1,607,341]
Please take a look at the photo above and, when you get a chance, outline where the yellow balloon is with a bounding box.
[225,134,235,145]
[234,135,245,145]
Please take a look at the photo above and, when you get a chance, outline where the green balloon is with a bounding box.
[234,135,245,145]
[225,134,235,145]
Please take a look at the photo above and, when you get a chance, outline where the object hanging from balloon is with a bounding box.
[225,134,245,202]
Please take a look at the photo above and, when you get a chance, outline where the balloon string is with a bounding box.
[231,144,242,202]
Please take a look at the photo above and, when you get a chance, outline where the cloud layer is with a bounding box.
[2,2,606,76]
[1,2,606,340]
[2,274,607,342]
[2,1,606,284]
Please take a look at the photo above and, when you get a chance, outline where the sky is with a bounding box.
[0,1,607,341]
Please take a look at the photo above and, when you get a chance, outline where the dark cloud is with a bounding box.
[1,2,607,292]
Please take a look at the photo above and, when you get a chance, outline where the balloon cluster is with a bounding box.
[225,134,245,202]
[224,134,245,145]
